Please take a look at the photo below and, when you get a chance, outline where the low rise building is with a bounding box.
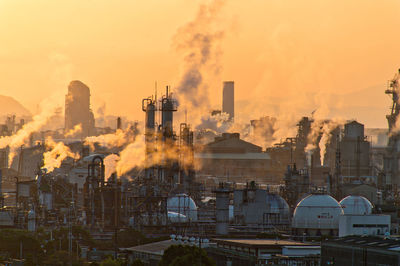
[339,214,391,237]
[209,238,320,265]
[195,133,271,183]
[321,236,400,265]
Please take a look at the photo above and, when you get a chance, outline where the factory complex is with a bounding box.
[0,71,400,265]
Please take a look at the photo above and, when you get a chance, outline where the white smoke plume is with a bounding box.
[104,153,120,180]
[42,137,80,173]
[64,123,82,138]
[195,112,231,133]
[84,124,139,150]
[173,0,225,127]
[115,137,146,176]
[305,118,344,166]
[0,96,62,166]
[110,135,196,177]
[96,102,106,128]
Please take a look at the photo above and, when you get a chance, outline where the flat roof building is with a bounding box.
[209,238,320,265]
[321,236,400,265]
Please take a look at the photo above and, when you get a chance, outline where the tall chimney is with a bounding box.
[222,81,234,121]
[117,117,122,130]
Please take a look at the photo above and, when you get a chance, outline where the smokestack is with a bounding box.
[117,117,122,130]
[222,81,234,121]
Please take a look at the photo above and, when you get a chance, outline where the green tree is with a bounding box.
[0,229,44,263]
[114,228,146,248]
[41,250,88,266]
[132,259,144,266]
[159,245,215,266]
[100,256,121,266]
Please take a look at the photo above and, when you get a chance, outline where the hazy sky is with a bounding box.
[0,0,399,128]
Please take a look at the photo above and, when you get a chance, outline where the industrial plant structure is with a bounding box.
[2,69,400,264]
[65,80,95,137]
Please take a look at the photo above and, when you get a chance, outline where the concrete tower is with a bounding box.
[65,80,95,137]
[222,81,234,121]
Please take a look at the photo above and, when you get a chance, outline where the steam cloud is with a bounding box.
[104,136,195,177]
[104,153,120,180]
[84,124,139,150]
[42,137,80,173]
[0,97,61,166]
[305,118,344,166]
[64,123,82,138]
[173,0,225,126]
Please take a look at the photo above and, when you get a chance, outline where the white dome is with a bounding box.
[266,193,290,214]
[167,194,198,221]
[339,195,372,215]
[292,194,343,229]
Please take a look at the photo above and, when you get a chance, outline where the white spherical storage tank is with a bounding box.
[266,193,290,220]
[292,194,343,236]
[339,195,373,215]
[167,194,198,221]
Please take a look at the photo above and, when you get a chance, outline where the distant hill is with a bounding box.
[0,95,31,118]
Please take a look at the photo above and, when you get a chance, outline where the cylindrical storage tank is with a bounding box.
[339,195,373,215]
[167,194,198,221]
[292,194,343,236]
[215,189,230,235]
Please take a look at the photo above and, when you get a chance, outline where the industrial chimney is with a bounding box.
[222,81,234,121]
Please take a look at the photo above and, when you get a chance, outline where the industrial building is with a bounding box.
[321,236,400,265]
[1,69,400,265]
[195,133,271,183]
[65,80,95,137]
[339,214,391,237]
[208,238,320,265]
[340,121,371,181]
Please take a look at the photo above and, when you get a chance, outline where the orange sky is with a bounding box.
[0,0,399,128]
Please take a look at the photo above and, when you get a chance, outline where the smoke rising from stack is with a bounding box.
[42,136,80,173]
[96,103,106,128]
[104,153,120,180]
[195,112,231,134]
[0,96,61,166]
[173,0,225,127]
[305,118,345,166]
[84,124,139,150]
[103,136,196,177]
[64,123,82,138]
